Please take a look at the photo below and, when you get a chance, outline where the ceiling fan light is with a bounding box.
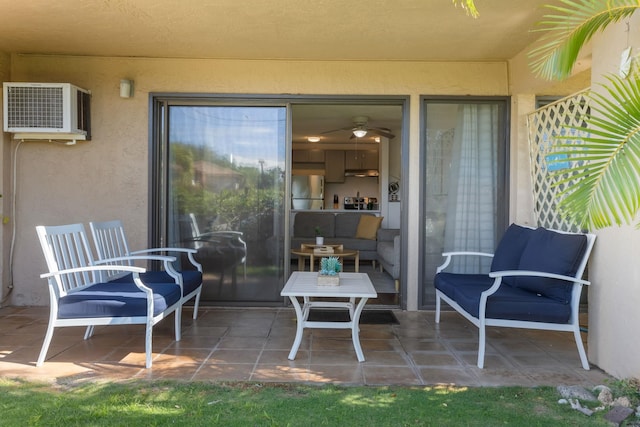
[353,129,367,138]
[307,136,320,142]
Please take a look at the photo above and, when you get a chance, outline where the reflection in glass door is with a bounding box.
[165,105,286,304]
[421,99,508,308]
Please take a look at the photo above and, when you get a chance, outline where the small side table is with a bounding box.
[291,244,360,272]
[281,271,377,362]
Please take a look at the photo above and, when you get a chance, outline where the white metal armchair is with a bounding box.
[89,219,204,319]
[36,223,183,368]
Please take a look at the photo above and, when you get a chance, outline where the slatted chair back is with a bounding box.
[90,219,204,320]
[89,219,132,262]
[36,223,101,295]
[89,219,137,281]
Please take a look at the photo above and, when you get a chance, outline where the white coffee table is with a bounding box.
[281,271,377,362]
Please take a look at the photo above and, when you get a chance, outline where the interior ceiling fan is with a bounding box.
[321,116,395,139]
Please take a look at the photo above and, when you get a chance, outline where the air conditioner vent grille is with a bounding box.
[6,86,65,129]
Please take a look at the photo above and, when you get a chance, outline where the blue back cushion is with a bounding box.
[490,224,534,286]
[513,228,587,303]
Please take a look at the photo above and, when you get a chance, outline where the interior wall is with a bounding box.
[6,54,509,307]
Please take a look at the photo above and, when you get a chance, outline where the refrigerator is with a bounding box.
[292,175,324,210]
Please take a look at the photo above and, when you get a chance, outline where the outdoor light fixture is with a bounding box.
[120,79,134,98]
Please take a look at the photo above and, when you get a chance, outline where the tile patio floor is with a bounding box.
[0,305,611,387]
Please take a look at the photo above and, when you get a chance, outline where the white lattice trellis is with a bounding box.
[526,90,591,231]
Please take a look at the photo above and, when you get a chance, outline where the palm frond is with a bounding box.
[529,0,639,80]
[451,0,479,18]
[548,74,640,229]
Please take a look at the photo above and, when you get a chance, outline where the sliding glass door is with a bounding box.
[420,98,509,307]
[156,102,287,304]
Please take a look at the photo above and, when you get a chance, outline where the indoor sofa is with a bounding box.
[376,228,400,289]
[290,212,383,261]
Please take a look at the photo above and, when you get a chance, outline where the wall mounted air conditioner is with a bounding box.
[3,82,91,142]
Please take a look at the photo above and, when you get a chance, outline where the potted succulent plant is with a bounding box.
[314,226,324,245]
[317,256,342,286]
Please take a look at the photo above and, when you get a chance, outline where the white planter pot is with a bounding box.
[315,236,324,245]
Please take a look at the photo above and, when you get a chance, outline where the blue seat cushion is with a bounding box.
[58,281,182,319]
[454,281,571,324]
[434,272,493,300]
[513,228,587,303]
[112,270,202,296]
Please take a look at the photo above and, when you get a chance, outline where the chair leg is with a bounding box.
[145,322,153,368]
[84,325,94,339]
[175,306,182,341]
[435,294,441,323]
[477,321,486,369]
[574,327,590,370]
[37,324,56,367]
[192,288,202,320]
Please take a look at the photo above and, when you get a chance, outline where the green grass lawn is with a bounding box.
[0,378,615,426]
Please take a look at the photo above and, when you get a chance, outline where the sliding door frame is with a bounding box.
[418,95,511,309]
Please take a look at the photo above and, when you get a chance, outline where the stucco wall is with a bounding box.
[587,16,640,379]
[508,20,640,379]
[0,52,10,304]
[5,55,509,307]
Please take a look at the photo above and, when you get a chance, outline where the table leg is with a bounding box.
[351,297,369,362]
[298,255,304,271]
[287,296,305,360]
[355,251,360,272]
[309,254,315,272]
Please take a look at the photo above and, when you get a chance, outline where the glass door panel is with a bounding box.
[167,105,286,303]
[421,100,508,307]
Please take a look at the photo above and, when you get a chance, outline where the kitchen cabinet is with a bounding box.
[292,149,325,163]
[324,150,345,183]
[345,150,378,170]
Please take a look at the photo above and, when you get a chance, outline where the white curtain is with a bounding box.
[443,104,499,273]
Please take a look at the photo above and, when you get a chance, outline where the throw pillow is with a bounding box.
[514,228,587,303]
[355,216,384,240]
[490,224,535,287]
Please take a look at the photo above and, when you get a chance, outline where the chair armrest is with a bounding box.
[131,247,197,255]
[96,255,186,284]
[489,270,591,286]
[437,251,494,273]
[200,230,244,237]
[132,247,203,273]
[94,255,176,264]
[377,228,399,242]
[40,264,145,279]
[41,265,158,295]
